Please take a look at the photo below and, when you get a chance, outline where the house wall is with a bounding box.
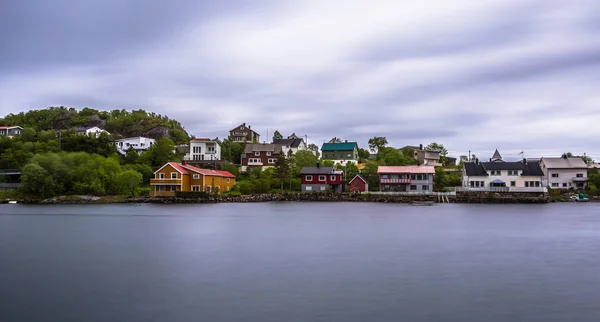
[379,173,434,192]
[188,141,222,161]
[301,173,343,185]
[301,184,329,192]
[150,164,183,187]
[321,148,358,161]
[544,168,587,189]
[463,170,544,190]
[349,178,367,192]
[229,125,258,142]
[241,151,280,167]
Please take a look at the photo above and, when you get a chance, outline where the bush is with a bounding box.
[237,181,255,195]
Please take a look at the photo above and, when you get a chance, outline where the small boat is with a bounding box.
[411,201,436,206]
[569,194,589,202]
[8,200,17,204]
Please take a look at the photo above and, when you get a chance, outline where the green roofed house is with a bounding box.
[321,140,359,165]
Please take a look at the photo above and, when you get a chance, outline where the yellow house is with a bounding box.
[150,161,236,197]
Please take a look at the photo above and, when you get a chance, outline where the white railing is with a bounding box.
[380,178,411,184]
[455,186,547,193]
[248,161,263,166]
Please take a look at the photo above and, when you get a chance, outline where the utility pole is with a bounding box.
[468,150,471,162]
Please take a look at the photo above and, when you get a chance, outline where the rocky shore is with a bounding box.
[10,192,562,204]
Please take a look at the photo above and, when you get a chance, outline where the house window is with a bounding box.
[551,173,559,178]
[416,174,423,180]
[159,173,165,179]
[306,175,313,181]
[319,175,326,181]
[330,175,336,181]
[535,182,540,187]
[254,151,260,156]
[227,178,230,183]
[305,186,313,191]
[576,173,584,178]
[410,175,416,180]
[490,170,501,175]
[382,175,389,179]
[205,186,211,193]
[193,174,200,179]
[508,170,518,176]
[562,183,567,187]
[551,183,559,187]
[525,182,529,187]
[422,185,428,191]
[159,186,165,191]
[192,186,200,191]
[410,185,417,190]
[171,173,177,179]
[268,158,276,164]
[320,186,326,191]
[510,181,516,187]
[266,152,271,156]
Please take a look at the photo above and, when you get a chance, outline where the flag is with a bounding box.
[518,151,524,155]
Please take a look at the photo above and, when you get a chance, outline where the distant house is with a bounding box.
[76,126,109,138]
[299,164,345,193]
[0,126,22,138]
[348,175,368,193]
[229,123,259,143]
[462,150,545,192]
[378,166,435,192]
[399,144,441,166]
[114,137,155,155]
[540,155,588,190]
[321,141,359,165]
[445,157,457,166]
[185,138,221,161]
[240,143,283,172]
[149,161,235,196]
[272,133,307,155]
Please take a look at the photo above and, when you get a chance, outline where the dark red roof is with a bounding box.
[214,170,236,178]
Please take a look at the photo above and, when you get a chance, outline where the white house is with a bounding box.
[539,156,588,190]
[77,126,110,138]
[272,133,307,155]
[114,137,156,155]
[462,150,545,192]
[184,138,221,161]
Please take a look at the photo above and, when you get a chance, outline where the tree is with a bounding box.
[117,170,143,197]
[459,155,469,164]
[124,147,139,164]
[140,138,175,168]
[368,137,388,153]
[274,153,291,192]
[377,147,416,166]
[307,143,320,158]
[221,163,240,178]
[20,163,56,198]
[345,162,359,182]
[293,150,319,171]
[362,161,380,191]
[426,142,448,164]
[20,128,37,142]
[562,152,593,165]
[358,148,371,160]
[273,130,283,140]
[322,160,335,167]
[221,139,246,164]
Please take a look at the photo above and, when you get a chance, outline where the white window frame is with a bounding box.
[422,185,428,191]
[193,174,200,179]
[410,185,417,190]
[330,175,336,181]
[254,151,260,156]
[226,178,230,183]
[319,175,326,181]
[159,173,165,179]
[510,181,516,187]
[171,172,178,179]
[266,151,272,156]
[576,173,584,178]
[551,173,559,178]
[268,158,276,164]
[306,175,313,181]
[551,183,559,187]
[305,186,313,191]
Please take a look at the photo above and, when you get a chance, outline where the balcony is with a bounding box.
[572,177,588,182]
[247,161,263,166]
[150,178,182,185]
[380,178,411,184]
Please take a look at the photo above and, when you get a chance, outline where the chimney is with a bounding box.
[248,125,251,129]
[345,140,348,143]
[489,158,492,162]
[419,144,423,150]
[243,123,246,126]
[316,162,320,168]
[523,158,527,165]
[182,159,187,165]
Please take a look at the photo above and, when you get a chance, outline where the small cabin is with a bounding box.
[348,175,368,193]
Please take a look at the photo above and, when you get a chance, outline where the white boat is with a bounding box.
[569,194,589,202]
[8,200,17,204]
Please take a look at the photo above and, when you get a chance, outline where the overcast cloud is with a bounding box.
[1,0,599,160]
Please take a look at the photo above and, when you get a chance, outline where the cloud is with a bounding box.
[1,0,600,160]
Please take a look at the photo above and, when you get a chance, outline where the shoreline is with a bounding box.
[2,192,586,205]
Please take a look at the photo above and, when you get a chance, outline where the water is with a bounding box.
[1,203,599,322]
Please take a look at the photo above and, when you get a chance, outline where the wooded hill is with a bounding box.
[0,107,189,144]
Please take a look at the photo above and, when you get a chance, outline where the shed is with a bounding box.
[348,175,368,193]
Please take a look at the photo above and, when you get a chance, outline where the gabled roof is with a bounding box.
[273,138,304,147]
[153,161,190,175]
[245,143,283,153]
[0,126,22,130]
[182,164,236,178]
[491,149,502,162]
[321,142,358,151]
[230,123,259,135]
[377,166,435,174]
[540,157,588,169]
[521,162,544,176]
[349,175,368,184]
[463,161,544,176]
[299,166,335,175]
[463,162,488,176]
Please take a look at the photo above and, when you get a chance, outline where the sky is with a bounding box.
[1,0,599,160]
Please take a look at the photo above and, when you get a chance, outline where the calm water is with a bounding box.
[1,203,599,322]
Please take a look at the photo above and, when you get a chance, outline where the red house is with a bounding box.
[299,164,345,193]
[348,175,368,193]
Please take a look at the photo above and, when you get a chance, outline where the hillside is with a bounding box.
[0,107,189,144]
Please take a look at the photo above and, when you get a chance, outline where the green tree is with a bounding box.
[322,160,335,167]
[459,155,469,166]
[368,137,388,153]
[20,163,56,198]
[124,147,139,164]
[221,163,240,177]
[221,139,246,164]
[117,170,143,196]
[273,130,283,140]
[274,153,291,192]
[20,128,37,142]
[293,150,319,172]
[38,130,57,143]
[140,138,176,168]
[358,148,371,160]
[362,160,380,191]
[377,147,416,166]
[345,161,359,181]
[307,143,320,158]
[237,181,255,195]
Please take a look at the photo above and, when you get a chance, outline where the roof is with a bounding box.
[541,157,588,169]
[321,142,358,151]
[377,166,435,174]
[245,143,283,153]
[299,166,335,175]
[164,162,189,174]
[491,149,502,161]
[115,136,154,142]
[399,145,420,151]
[230,123,259,135]
[349,175,368,184]
[213,170,236,178]
[272,138,304,147]
[181,164,236,178]
[463,161,544,176]
[0,126,22,130]
[191,138,211,142]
